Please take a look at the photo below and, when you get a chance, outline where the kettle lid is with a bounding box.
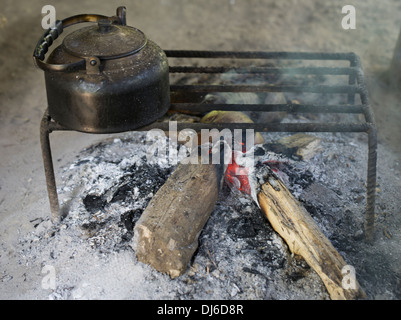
[62,19,147,60]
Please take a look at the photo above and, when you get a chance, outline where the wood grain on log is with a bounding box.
[132,156,224,278]
[258,172,366,300]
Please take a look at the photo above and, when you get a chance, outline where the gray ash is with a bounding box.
[16,130,401,300]
[52,134,179,253]
[83,195,106,214]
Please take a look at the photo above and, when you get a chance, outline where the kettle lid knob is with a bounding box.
[98,19,114,33]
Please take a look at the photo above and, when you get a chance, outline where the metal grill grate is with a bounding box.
[40,50,377,241]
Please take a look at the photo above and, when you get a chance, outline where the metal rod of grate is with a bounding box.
[40,50,377,242]
[162,50,377,242]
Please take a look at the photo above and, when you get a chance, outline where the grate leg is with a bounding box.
[364,127,377,243]
[40,111,61,223]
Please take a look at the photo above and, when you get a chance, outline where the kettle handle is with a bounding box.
[33,7,127,72]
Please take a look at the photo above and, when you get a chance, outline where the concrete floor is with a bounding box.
[1,0,400,299]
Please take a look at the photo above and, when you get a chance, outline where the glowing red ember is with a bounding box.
[225,156,251,195]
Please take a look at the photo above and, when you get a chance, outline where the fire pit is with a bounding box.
[33,6,378,300]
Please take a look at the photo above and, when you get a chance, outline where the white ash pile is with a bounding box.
[54,134,185,252]
[17,128,399,299]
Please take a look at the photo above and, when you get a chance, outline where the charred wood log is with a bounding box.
[257,170,366,300]
[131,155,225,278]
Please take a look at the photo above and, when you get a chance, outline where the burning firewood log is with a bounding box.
[257,168,366,300]
[132,154,225,278]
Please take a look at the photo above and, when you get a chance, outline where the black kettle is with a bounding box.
[33,6,170,133]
